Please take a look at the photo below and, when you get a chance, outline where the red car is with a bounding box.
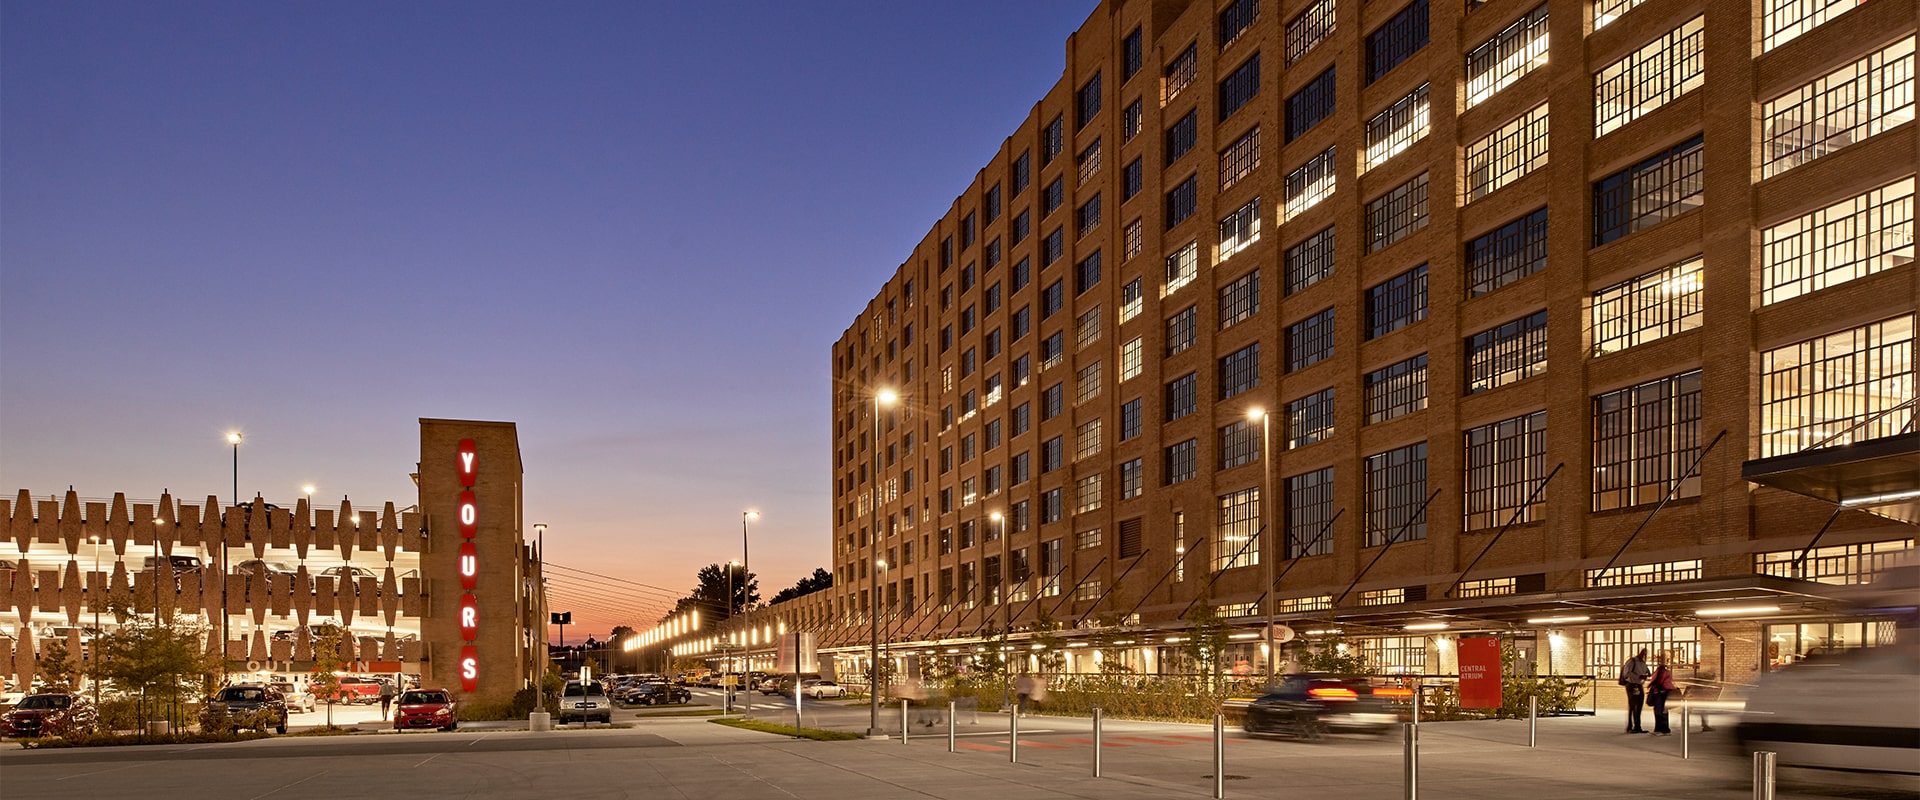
[316,676,382,704]
[392,689,458,731]
[2,692,99,739]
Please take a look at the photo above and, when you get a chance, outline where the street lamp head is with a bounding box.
[301,484,316,496]
[728,559,741,567]
[1247,407,1266,422]
[744,510,760,520]
[89,535,100,544]
[875,559,888,569]
[989,511,1003,522]
[875,388,899,406]
[226,431,244,445]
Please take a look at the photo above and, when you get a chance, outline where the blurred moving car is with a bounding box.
[393,689,458,731]
[1241,675,1400,739]
[557,682,613,724]
[201,684,289,734]
[271,680,316,713]
[1738,640,1920,777]
[1,692,98,738]
[800,680,845,699]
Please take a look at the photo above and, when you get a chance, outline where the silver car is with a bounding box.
[557,682,612,724]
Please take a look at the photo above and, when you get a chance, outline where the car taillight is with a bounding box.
[1308,687,1359,701]
[1374,687,1413,699]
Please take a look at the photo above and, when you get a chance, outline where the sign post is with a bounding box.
[1457,636,1503,710]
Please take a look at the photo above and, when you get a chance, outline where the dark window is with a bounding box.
[1166,111,1198,164]
[1366,264,1428,339]
[1286,308,1336,371]
[1463,410,1547,530]
[1042,489,1064,523]
[1013,151,1032,195]
[1219,0,1260,48]
[1219,125,1261,189]
[1165,175,1198,229]
[1044,177,1065,216]
[1077,72,1103,128]
[1012,210,1031,244]
[1366,0,1430,84]
[1121,398,1143,440]
[1220,419,1260,469]
[1592,135,1704,246]
[1118,516,1144,556]
[1219,269,1260,328]
[1165,373,1198,421]
[1124,100,1143,142]
[985,184,1002,221]
[1367,173,1429,253]
[1043,115,1065,164]
[1043,435,1064,470]
[1165,439,1199,484]
[1218,343,1260,399]
[1465,310,1548,393]
[986,238,1002,269]
[1218,54,1262,121]
[1164,43,1199,103]
[962,213,977,248]
[1124,158,1145,200]
[1466,208,1548,296]
[1592,371,1702,511]
[1286,387,1335,448]
[1284,226,1336,294]
[1286,467,1335,557]
[1043,228,1065,266]
[1075,251,1102,294]
[1285,66,1337,141]
[941,236,954,269]
[1123,28,1144,79]
[1364,353,1428,423]
[1012,306,1031,340]
[1076,194,1102,237]
[1042,280,1064,318]
[1166,305,1197,355]
[1364,441,1428,545]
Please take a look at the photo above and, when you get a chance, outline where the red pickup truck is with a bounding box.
[316,676,383,704]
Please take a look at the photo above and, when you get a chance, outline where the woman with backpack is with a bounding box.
[1648,654,1677,735]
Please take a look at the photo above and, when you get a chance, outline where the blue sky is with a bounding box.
[1,0,1097,636]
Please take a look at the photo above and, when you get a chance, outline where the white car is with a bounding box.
[801,680,845,699]
[558,682,613,724]
[271,681,316,713]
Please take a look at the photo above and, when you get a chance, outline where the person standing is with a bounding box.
[1618,648,1652,733]
[378,677,396,721]
[1648,655,1676,735]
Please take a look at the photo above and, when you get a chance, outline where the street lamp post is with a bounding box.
[89,535,101,705]
[991,510,1009,710]
[223,431,242,681]
[743,509,758,707]
[867,388,897,737]
[1250,408,1276,687]
[534,523,548,715]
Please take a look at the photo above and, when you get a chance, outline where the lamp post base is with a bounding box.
[864,729,890,739]
[528,711,552,732]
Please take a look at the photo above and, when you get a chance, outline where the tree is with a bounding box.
[1180,601,1230,690]
[92,596,216,734]
[37,639,78,690]
[1297,637,1372,675]
[308,624,347,730]
[769,568,833,604]
[666,563,758,624]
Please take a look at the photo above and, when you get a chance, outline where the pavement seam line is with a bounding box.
[245,768,326,800]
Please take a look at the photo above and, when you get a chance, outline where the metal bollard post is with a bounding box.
[1403,722,1419,800]
[1753,751,1776,800]
[1092,707,1103,777]
[948,700,957,753]
[1212,713,1226,799]
[1412,685,1422,727]
[1009,705,1019,764]
[902,699,910,743]
[1681,701,1690,759]
[1528,696,1537,748]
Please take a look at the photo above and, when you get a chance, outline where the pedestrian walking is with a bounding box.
[1013,674,1035,717]
[1618,648,1652,733]
[1648,655,1676,735]
[378,677,396,720]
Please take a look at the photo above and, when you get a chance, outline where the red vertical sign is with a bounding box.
[459,645,479,692]
[1457,636,1503,709]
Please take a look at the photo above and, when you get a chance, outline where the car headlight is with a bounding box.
[434,708,451,716]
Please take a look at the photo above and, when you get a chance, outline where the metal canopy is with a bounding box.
[1743,432,1920,525]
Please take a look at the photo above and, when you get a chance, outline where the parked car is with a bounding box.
[320,565,378,582]
[1,692,98,739]
[557,682,613,724]
[234,559,294,578]
[627,682,691,706]
[800,680,845,699]
[141,554,203,574]
[1241,675,1400,739]
[315,675,382,704]
[201,684,289,734]
[270,680,316,713]
[393,689,459,731]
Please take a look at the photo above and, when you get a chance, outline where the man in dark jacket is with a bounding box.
[1619,648,1651,733]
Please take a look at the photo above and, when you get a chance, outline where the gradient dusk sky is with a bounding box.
[1,1,1097,638]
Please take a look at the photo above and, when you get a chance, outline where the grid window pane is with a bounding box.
[1219,0,1259,48]
[1463,410,1547,530]
[1219,343,1260,399]
[1284,146,1338,219]
[1164,43,1198,104]
[1286,467,1335,557]
[1367,173,1428,252]
[1220,126,1262,190]
[1286,387,1335,448]
[1218,197,1262,260]
[1124,157,1144,200]
[1593,135,1704,246]
[1166,372,1199,421]
[1077,72,1103,128]
[1762,178,1914,305]
[1165,241,1199,295]
[1466,208,1549,297]
[1366,0,1429,84]
[1591,256,1703,355]
[1167,305,1198,355]
[1287,308,1336,371]
[1121,397,1143,439]
[1760,316,1914,457]
[1466,310,1547,393]
[1286,0,1336,65]
[1075,361,1102,404]
[1167,175,1199,229]
[1216,487,1262,570]
[1365,353,1428,424]
[1166,110,1198,164]
[1219,269,1261,329]
[1366,264,1428,339]
[1464,103,1548,203]
[1121,337,1144,381]
[1076,473,1103,514]
[1077,194,1102,236]
[1591,370,1702,511]
[1364,83,1429,173]
[1286,66,1337,141]
[1075,418,1103,459]
[1760,38,1914,180]
[1465,4,1548,109]
[1165,438,1199,484]
[1121,459,1145,500]
[1594,17,1704,137]
[1765,0,1867,52]
[1365,442,1428,546]
[1285,226,1336,294]
[1593,0,1649,30]
[1219,54,1261,121]
[1125,219,1144,261]
[1220,419,1260,469]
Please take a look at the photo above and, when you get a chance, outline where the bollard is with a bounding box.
[1212,713,1226,799]
[1092,707,1104,777]
[1681,701,1690,759]
[1412,685,1422,727]
[1753,751,1776,800]
[947,700,957,752]
[1009,705,1020,763]
[902,699,910,743]
[1403,722,1419,800]
[1527,695,1537,748]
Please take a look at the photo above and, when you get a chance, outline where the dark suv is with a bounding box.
[201,684,289,734]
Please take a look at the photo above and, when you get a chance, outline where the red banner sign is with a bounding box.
[457,491,478,538]
[457,439,478,487]
[459,645,479,692]
[458,542,479,590]
[1458,636,1503,709]
[459,593,479,641]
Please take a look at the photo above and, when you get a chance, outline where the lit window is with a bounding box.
[1463,411,1546,530]
[1590,257,1703,355]
[1764,0,1867,52]
[1215,487,1261,570]
[1284,146,1337,219]
[1286,0,1336,65]
[1364,83,1428,173]
[1164,43,1198,104]
[1464,4,1548,109]
[1120,337,1144,381]
[1594,17,1704,138]
[1076,473,1103,514]
[1760,316,1914,457]
[1592,0,1648,30]
[1760,37,1915,180]
[1464,103,1548,203]
[1217,197,1262,259]
[1075,418,1103,460]
[1164,241,1199,295]
[1762,178,1914,305]
[1286,387,1335,449]
[1465,310,1547,393]
[1075,360,1102,404]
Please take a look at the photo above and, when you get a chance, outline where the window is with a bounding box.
[1586,560,1701,588]
[1464,4,1548,109]
[1286,66,1336,141]
[1220,419,1260,469]
[1044,177,1065,217]
[1123,157,1144,200]
[1043,435,1065,470]
[1013,151,1031,195]
[1464,103,1548,203]
[1761,316,1915,457]
[1124,100,1142,141]
[1219,343,1260,399]
[1013,402,1031,434]
[1284,226,1336,294]
[1120,397,1143,439]
[1287,387,1335,448]
[1166,175,1199,229]
[1077,71,1103,128]
[1077,306,1101,348]
[1364,83,1429,172]
[1075,418,1103,459]
[1165,439,1199,484]
[1765,0,1867,51]
[1592,371,1702,511]
[1121,338,1144,381]
[1124,27,1144,79]
[1164,241,1199,295]
[1166,110,1198,164]
[1367,173,1428,252]
[1366,264,1428,339]
[1284,146,1338,219]
[1466,208,1548,296]
[1287,308,1336,371]
[1216,487,1262,570]
[1167,305,1198,355]
[1365,354,1428,423]
[1165,372,1198,420]
[986,184,1002,222]
[1117,516,1144,556]
[1763,178,1914,305]
[1075,251,1102,293]
[1012,306,1031,341]
[1756,538,1916,585]
[1286,0,1336,65]
[1219,269,1260,328]
[1592,135,1703,246]
[1012,256,1031,290]
[1466,310,1547,393]
[1043,115,1065,164]
[1075,361,1102,404]
[1012,451,1031,484]
[1042,489,1064,523]
[1073,580,1103,602]
[1219,0,1259,48]
[1365,442,1428,546]
[1760,37,1913,179]
[1366,0,1429,85]
[1013,210,1031,244]
[1042,280,1064,318]
[1164,43,1198,104]
[1121,278,1143,322]
[1078,142,1103,188]
[1285,467,1335,557]
[986,240,1002,269]
[1043,382,1064,418]
[1218,198,1262,260]
[1456,578,1515,599]
[1463,411,1547,530]
[1593,0,1648,30]
[1591,257,1704,355]
[1076,527,1103,551]
[1124,219,1144,261]
[1219,129,1262,193]
[1076,474,1103,514]
[1213,55,1259,119]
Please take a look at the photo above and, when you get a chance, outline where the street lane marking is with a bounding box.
[413,752,444,767]
[466,732,495,746]
[56,763,142,781]
[246,769,325,800]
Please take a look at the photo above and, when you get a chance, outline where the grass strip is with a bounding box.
[708,717,861,740]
